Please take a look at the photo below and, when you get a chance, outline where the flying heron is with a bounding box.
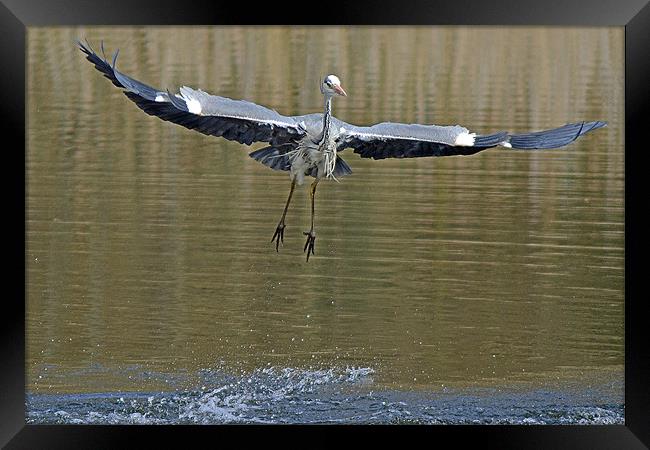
[78,41,606,262]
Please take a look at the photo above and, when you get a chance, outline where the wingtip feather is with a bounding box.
[112,48,120,70]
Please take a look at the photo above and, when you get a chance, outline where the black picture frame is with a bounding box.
[4,0,648,447]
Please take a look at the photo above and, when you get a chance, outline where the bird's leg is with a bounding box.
[271,179,296,252]
[303,179,319,262]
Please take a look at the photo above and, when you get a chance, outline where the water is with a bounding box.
[27,366,623,425]
[26,26,624,424]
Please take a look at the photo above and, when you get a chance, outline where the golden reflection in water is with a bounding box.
[27,26,623,394]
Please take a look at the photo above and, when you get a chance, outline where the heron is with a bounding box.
[78,41,606,262]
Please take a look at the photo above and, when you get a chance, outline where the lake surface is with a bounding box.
[26,26,624,424]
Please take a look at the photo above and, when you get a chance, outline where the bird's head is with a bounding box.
[321,74,347,97]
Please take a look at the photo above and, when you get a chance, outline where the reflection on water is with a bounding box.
[26,26,623,421]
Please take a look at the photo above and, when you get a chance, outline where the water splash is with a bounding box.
[26,366,622,425]
[27,366,376,424]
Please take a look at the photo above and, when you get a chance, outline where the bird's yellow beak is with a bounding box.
[334,85,347,97]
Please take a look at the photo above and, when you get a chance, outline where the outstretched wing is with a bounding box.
[336,120,606,159]
[78,41,305,146]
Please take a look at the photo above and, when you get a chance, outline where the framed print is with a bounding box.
[4,0,649,447]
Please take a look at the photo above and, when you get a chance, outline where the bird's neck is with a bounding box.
[318,95,333,145]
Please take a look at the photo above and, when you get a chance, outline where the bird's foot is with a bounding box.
[271,223,286,252]
[303,230,316,262]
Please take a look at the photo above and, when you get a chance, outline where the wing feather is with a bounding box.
[336,122,487,159]
[78,41,305,146]
[336,119,606,159]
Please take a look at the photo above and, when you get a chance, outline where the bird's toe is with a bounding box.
[272,223,286,251]
[303,231,316,261]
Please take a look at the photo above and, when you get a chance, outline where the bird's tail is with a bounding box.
[483,121,607,150]
[249,146,353,178]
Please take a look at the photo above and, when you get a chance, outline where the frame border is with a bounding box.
[4,0,648,447]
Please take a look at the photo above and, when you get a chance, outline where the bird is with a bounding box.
[78,41,607,262]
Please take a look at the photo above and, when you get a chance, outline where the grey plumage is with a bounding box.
[78,41,607,261]
[78,41,606,175]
